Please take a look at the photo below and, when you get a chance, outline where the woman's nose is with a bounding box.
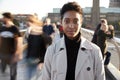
[69,23,74,28]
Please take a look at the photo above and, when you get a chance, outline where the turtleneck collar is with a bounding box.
[64,32,81,44]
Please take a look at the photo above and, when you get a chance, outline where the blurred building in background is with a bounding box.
[109,0,120,8]
[0,14,32,28]
[48,0,120,30]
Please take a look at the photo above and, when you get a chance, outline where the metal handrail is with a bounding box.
[81,28,120,70]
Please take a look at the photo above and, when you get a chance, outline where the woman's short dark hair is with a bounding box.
[2,12,13,21]
[60,2,83,20]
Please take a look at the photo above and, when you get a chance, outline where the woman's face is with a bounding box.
[61,11,82,39]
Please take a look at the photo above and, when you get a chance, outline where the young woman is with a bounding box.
[42,2,105,80]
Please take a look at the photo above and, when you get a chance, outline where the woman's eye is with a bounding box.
[73,19,78,24]
[64,19,70,24]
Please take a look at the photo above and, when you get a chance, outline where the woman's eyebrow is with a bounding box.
[64,18,70,20]
[73,18,79,20]
[64,18,79,20]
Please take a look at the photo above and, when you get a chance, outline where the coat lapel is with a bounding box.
[75,37,91,78]
[75,49,89,78]
[55,37,67,76]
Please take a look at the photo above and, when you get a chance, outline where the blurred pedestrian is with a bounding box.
[92,19,107,44]
[52,23,59,34]
[52,23,62,43]
[97,24,109,57]
[104,25,114,66]
[43,18,55,39]
[17,15,51,80]
[0,12,23,80]
[97,24,114,66]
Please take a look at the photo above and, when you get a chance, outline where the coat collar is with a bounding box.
[58,36,92,52]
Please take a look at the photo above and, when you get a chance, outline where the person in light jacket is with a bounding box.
[42,2,105,80]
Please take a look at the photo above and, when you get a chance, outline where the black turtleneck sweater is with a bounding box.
[65,33,81,80]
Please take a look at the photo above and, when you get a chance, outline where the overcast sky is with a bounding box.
[0,0,109,18]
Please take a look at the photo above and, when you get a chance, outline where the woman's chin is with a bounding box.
[67,34,76,39]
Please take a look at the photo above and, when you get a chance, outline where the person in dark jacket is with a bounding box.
[104,25,114,65]
[97,24,109,56]
[91,19,114,66]
[97,24,114,66]
[43,18,55,39]
[92,19,107,44]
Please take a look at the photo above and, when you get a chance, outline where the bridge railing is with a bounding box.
[81,28,120,70]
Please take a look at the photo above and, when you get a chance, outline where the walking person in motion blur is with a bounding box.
[17,15,52,80]
[0,12,23,80]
